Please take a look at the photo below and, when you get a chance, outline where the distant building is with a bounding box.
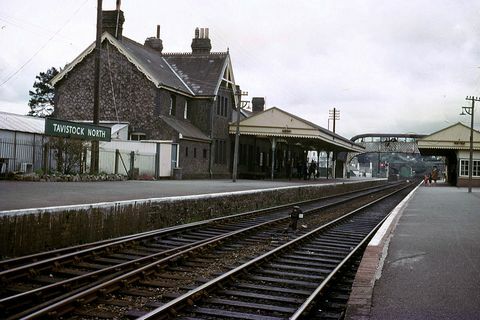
[51,9,238,178]
[417,122,480,187]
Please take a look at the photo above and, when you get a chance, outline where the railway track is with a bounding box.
[137,182,416,320]
[0,181,413,319]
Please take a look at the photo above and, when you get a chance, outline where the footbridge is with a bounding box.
[346,133,431,179]
[350,133,426,154]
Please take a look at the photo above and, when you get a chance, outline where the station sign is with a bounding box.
[45,118,111,141]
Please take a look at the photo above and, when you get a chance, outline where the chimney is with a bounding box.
[102,9,125,40]
[191,27,212,54]
[144,25,163,54]
[252,97,265,113]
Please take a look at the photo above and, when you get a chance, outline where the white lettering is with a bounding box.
[88,128,106,138]
[51,122,88,136]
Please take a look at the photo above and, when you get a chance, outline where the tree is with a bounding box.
[28,67,59,117]
[49,137,85,174]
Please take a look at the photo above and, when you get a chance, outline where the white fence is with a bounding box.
[1,128,174,179]
[97,140,174,178]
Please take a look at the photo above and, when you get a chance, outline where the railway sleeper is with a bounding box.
[235,282,311,296]
[284,253,342,263]
[209,297,297,314]
[247,275,318,289]
[256,269,326,281]
[266,262,333,273]
[275,257,338,268]
[217,291,302,307]
[119,287,156,297]
[74,307,117,319]
[188,306,285,320]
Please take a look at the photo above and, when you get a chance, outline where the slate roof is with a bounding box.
[120,37,193,95]
[163,52,228,96]
[160,116,211,142]
[51,33,230,98]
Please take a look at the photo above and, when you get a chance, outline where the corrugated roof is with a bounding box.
[0,112,45,134]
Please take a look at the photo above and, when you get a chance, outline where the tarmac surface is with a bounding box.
[346,183,480,319]
[0,177,363,211]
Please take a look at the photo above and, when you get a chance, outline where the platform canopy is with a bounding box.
[417,122,480,156]
[229,107,364,153]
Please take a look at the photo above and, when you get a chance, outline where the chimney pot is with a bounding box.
[191,26,212,54]
[102,10,125,40]
[156,25,160,39]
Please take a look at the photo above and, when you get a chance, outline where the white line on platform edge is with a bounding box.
[368,181,422,246]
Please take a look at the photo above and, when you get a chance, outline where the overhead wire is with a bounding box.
[0,0,90,88]
[106,42,120,123]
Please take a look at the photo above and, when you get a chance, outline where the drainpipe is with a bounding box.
[209,97,215,179]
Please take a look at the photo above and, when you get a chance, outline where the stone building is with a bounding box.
[51,9,238,178]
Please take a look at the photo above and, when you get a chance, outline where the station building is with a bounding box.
[417,122,480,187]
[51,9,237,179]
[48,7,364,180]
[229,106,364,179]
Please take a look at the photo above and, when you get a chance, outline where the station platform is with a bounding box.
[346,183,480,319]
[0,177,369,211]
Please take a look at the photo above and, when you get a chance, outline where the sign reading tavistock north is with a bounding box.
[45,118,111,141]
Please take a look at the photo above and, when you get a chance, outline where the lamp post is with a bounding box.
[461,96,478,193]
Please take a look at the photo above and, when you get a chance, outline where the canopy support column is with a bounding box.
[271,137,276,180]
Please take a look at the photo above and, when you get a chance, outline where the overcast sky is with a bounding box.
[1,0,480,138]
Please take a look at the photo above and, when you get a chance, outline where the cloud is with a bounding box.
[2,0,480,139]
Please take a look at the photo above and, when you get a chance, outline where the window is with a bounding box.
[184,101,188,119]
[216,96,228,117]
[194,147,197,158]
[460,159,480,177]
[223,97,228,117]
[130,132,146,141]
[171,144,178,168]
[169,94,176,116]
[214,139,226,164]
[203,149,207,159]
[185,147,189,157]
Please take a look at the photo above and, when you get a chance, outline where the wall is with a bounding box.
[456,150,480,187]
[0,180,386,258]
[179,140,210,178]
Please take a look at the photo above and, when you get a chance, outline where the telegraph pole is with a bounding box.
[232,89,248,182]
[90,0,102,174]
[463,96,478,193]
[328,108,340,178]
[329,107,340,133]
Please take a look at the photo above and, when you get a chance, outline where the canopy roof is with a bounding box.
[417,122,480,155]
[229,107,365,153]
